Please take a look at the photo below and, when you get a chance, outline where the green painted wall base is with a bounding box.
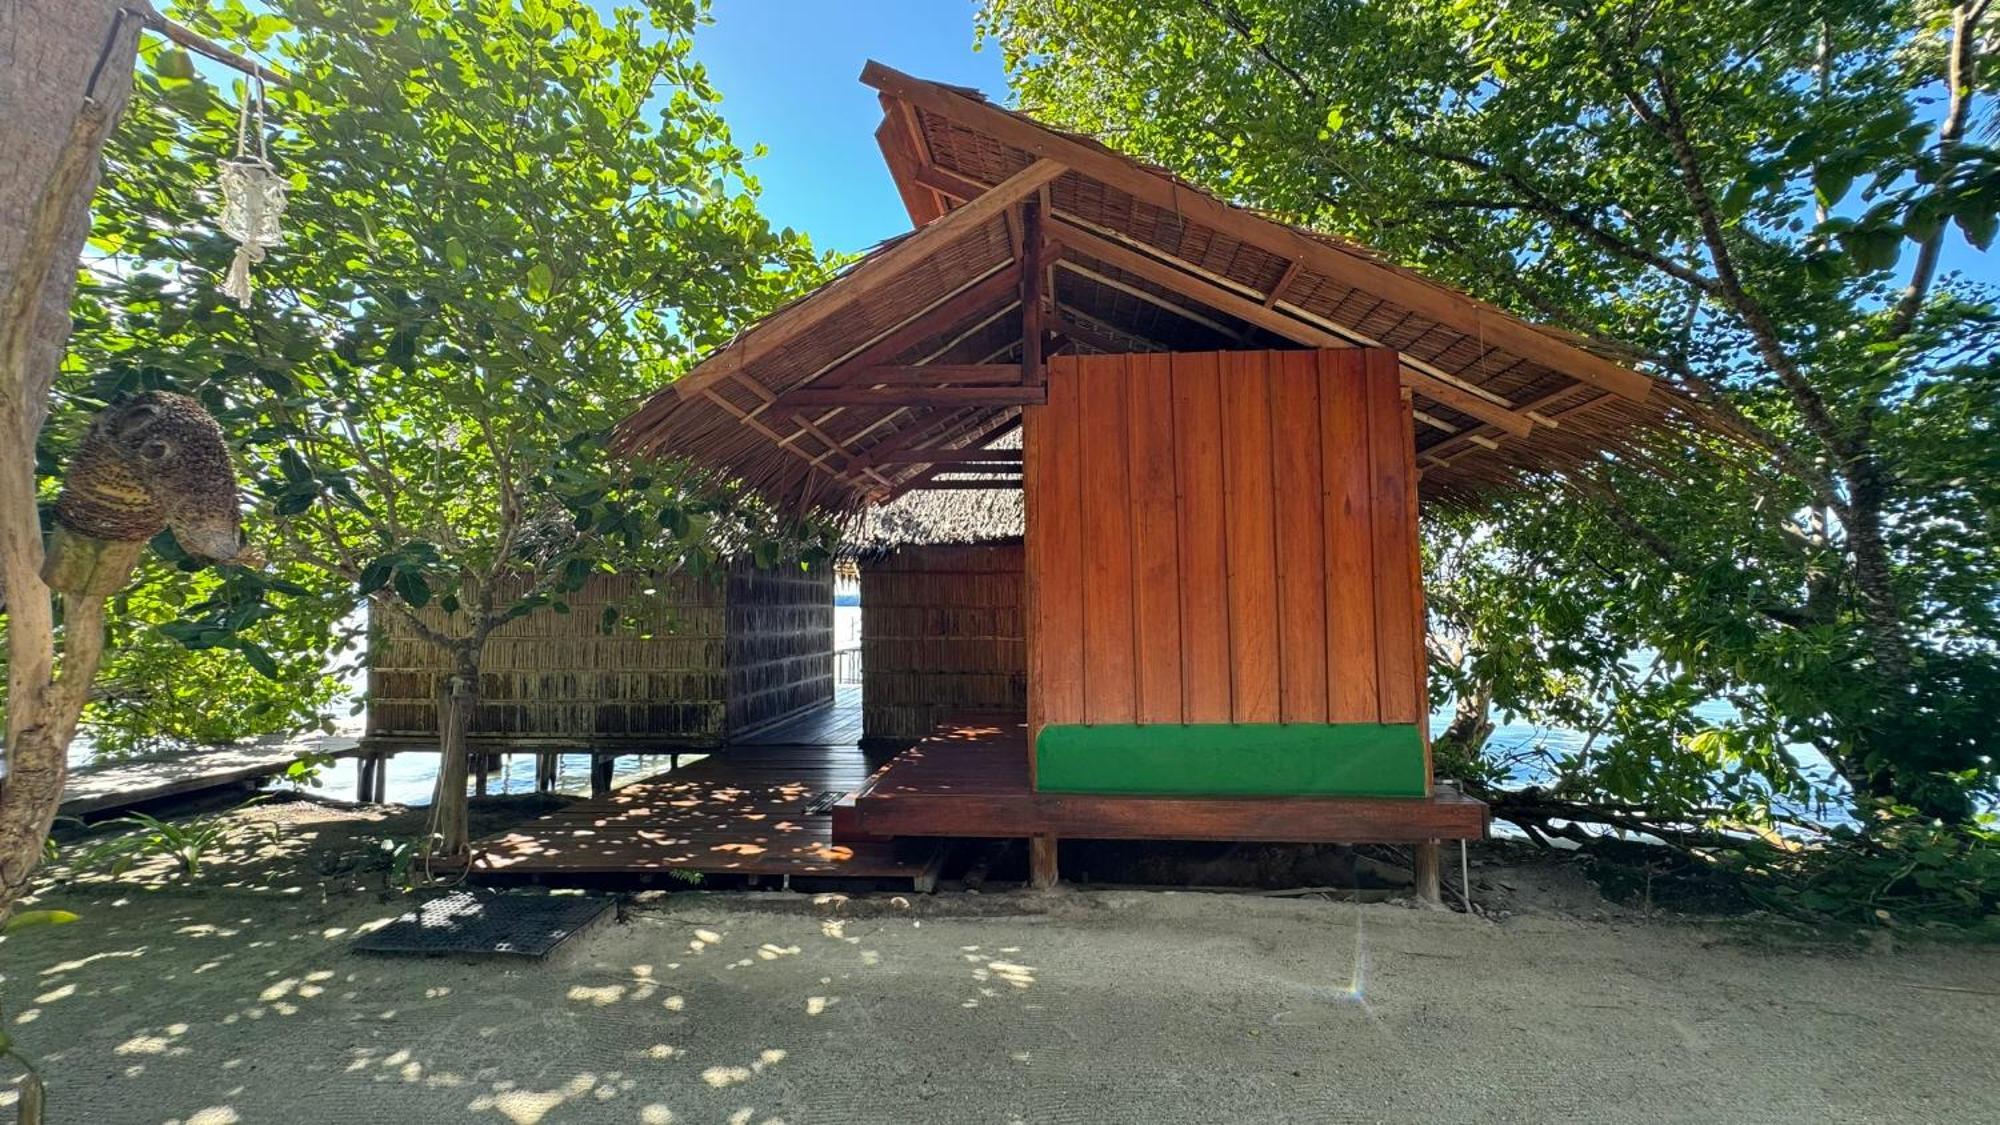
[1033,723,1427,797]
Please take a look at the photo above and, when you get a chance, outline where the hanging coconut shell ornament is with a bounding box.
[42,391,247,596]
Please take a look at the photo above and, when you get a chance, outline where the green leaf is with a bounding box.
[238,643,280,679]
[357,559,394,595]
[393,570,432,608]
[445,238,469,270]
[526,262,555,301]
[1814,167,1854,210]
[3,910,80,934]
[156,49,196,81]
[1954,207,1997,251]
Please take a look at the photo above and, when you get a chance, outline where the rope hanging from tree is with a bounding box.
[216,75,286,308]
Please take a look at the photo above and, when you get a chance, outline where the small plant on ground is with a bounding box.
[76,811,280,880]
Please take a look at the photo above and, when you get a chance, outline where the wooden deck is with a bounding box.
[471,710,1486,887]
[62,735,359,818]
[736,684,863,746]
[833,715,1490,843]
[470,737,941,885]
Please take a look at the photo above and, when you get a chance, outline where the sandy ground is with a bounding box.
[4,799,1996,1125]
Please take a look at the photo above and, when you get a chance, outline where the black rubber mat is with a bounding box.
[353,891,612,958]
[803,789,849,815]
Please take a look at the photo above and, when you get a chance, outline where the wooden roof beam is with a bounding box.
[1054,258,1243,341]
[788,386,1047,409]
[834,364,1022,387]
[866,447,1024,465]
[914,167,1551,430]
[862,61,1652,403]
[1046,218,1535,439]
[1055,209,1543,420]
[874,116,946,227]
[670,153,1064,401]
[1020,197,1048,386]
[877,411,1026,500]
[814,265,1023,388]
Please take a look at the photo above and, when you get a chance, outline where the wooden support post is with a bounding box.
[536,751,556,792]
[473,752,489,798]
[670,752,680,771]
[1413,840,1442,905]
[1020,197,1045,386]
[591,754,615,797]
[357,756,376,804]
[374,753,388,803]
[1029,834,1059,890]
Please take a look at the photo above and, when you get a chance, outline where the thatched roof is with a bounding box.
[614,62,1704,515]
[843,487,1024,555]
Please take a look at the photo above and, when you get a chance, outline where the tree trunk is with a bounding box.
[0,0,141,920]
[427,645,479,859]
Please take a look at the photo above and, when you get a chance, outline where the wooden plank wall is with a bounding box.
[1024,348,1428,766]
[861,544,1028,744]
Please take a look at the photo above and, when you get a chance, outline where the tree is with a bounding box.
[979,0,2000,822]
[78,0,834,859]
[0,0,147,918]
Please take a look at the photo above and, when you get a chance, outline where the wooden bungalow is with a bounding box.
[360,561,834,794]
[495,63,1698,895]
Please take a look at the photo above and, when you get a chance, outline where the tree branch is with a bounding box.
[1886,0,1990,339]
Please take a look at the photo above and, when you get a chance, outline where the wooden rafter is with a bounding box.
[666,155,1064,402]
[861,61,1653,403]
[1055,258,1242,341]
[878,411,1026,500]
[787,386,1046,409]
[815,266,1022,388]
[1046,219,1536,439]
[865,448,1024,465]
[1052,305,1171,353]
[1264,257,1303,307]
[905,160,1543,431]
[833,364,1022,387]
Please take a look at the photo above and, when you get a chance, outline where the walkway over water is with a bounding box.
[61,735,359,818]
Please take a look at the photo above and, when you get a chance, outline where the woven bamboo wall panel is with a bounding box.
[367,570,738,745]
[862,544,1028,741]
[725,561,836,733]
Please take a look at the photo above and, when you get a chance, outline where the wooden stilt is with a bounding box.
[590,754,615,797]
[357,756,376,803]
[473,752,488,798]
[373,753,389,803]
[536,751,556,792]
[1029,834,1058,890]
[1413,839,1442,905]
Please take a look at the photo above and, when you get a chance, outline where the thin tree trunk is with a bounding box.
[427,645,479,859]
[0,0,141,919]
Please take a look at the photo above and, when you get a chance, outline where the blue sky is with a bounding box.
[680,2,1993,289]
[690,1,1004,255]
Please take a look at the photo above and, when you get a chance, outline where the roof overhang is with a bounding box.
[612,61,1694,515]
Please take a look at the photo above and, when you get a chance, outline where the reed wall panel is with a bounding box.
[726,561,836,733]
[367,560,833,747]
[861,544,1027,743]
